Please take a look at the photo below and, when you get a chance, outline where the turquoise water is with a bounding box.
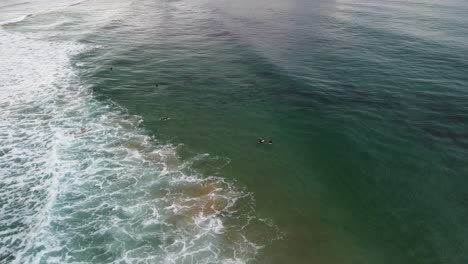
[1,0,468,263]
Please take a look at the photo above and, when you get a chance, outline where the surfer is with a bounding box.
[257,137,265,144]
[269,139,273,144]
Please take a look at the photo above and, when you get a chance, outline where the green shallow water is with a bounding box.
[77,0,468,263]
[2,0,468,263]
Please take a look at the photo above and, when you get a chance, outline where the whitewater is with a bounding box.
[0,1,279,263]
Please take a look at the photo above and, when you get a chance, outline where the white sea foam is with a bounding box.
[0,7,280,263]
[0,0,84,26]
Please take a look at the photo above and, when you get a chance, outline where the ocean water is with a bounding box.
[1,0,468,263]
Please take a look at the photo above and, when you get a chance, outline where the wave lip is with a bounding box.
[0,14,33,26]
[0,30,281,263]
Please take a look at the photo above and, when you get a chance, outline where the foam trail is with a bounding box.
[0,25,280,264]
